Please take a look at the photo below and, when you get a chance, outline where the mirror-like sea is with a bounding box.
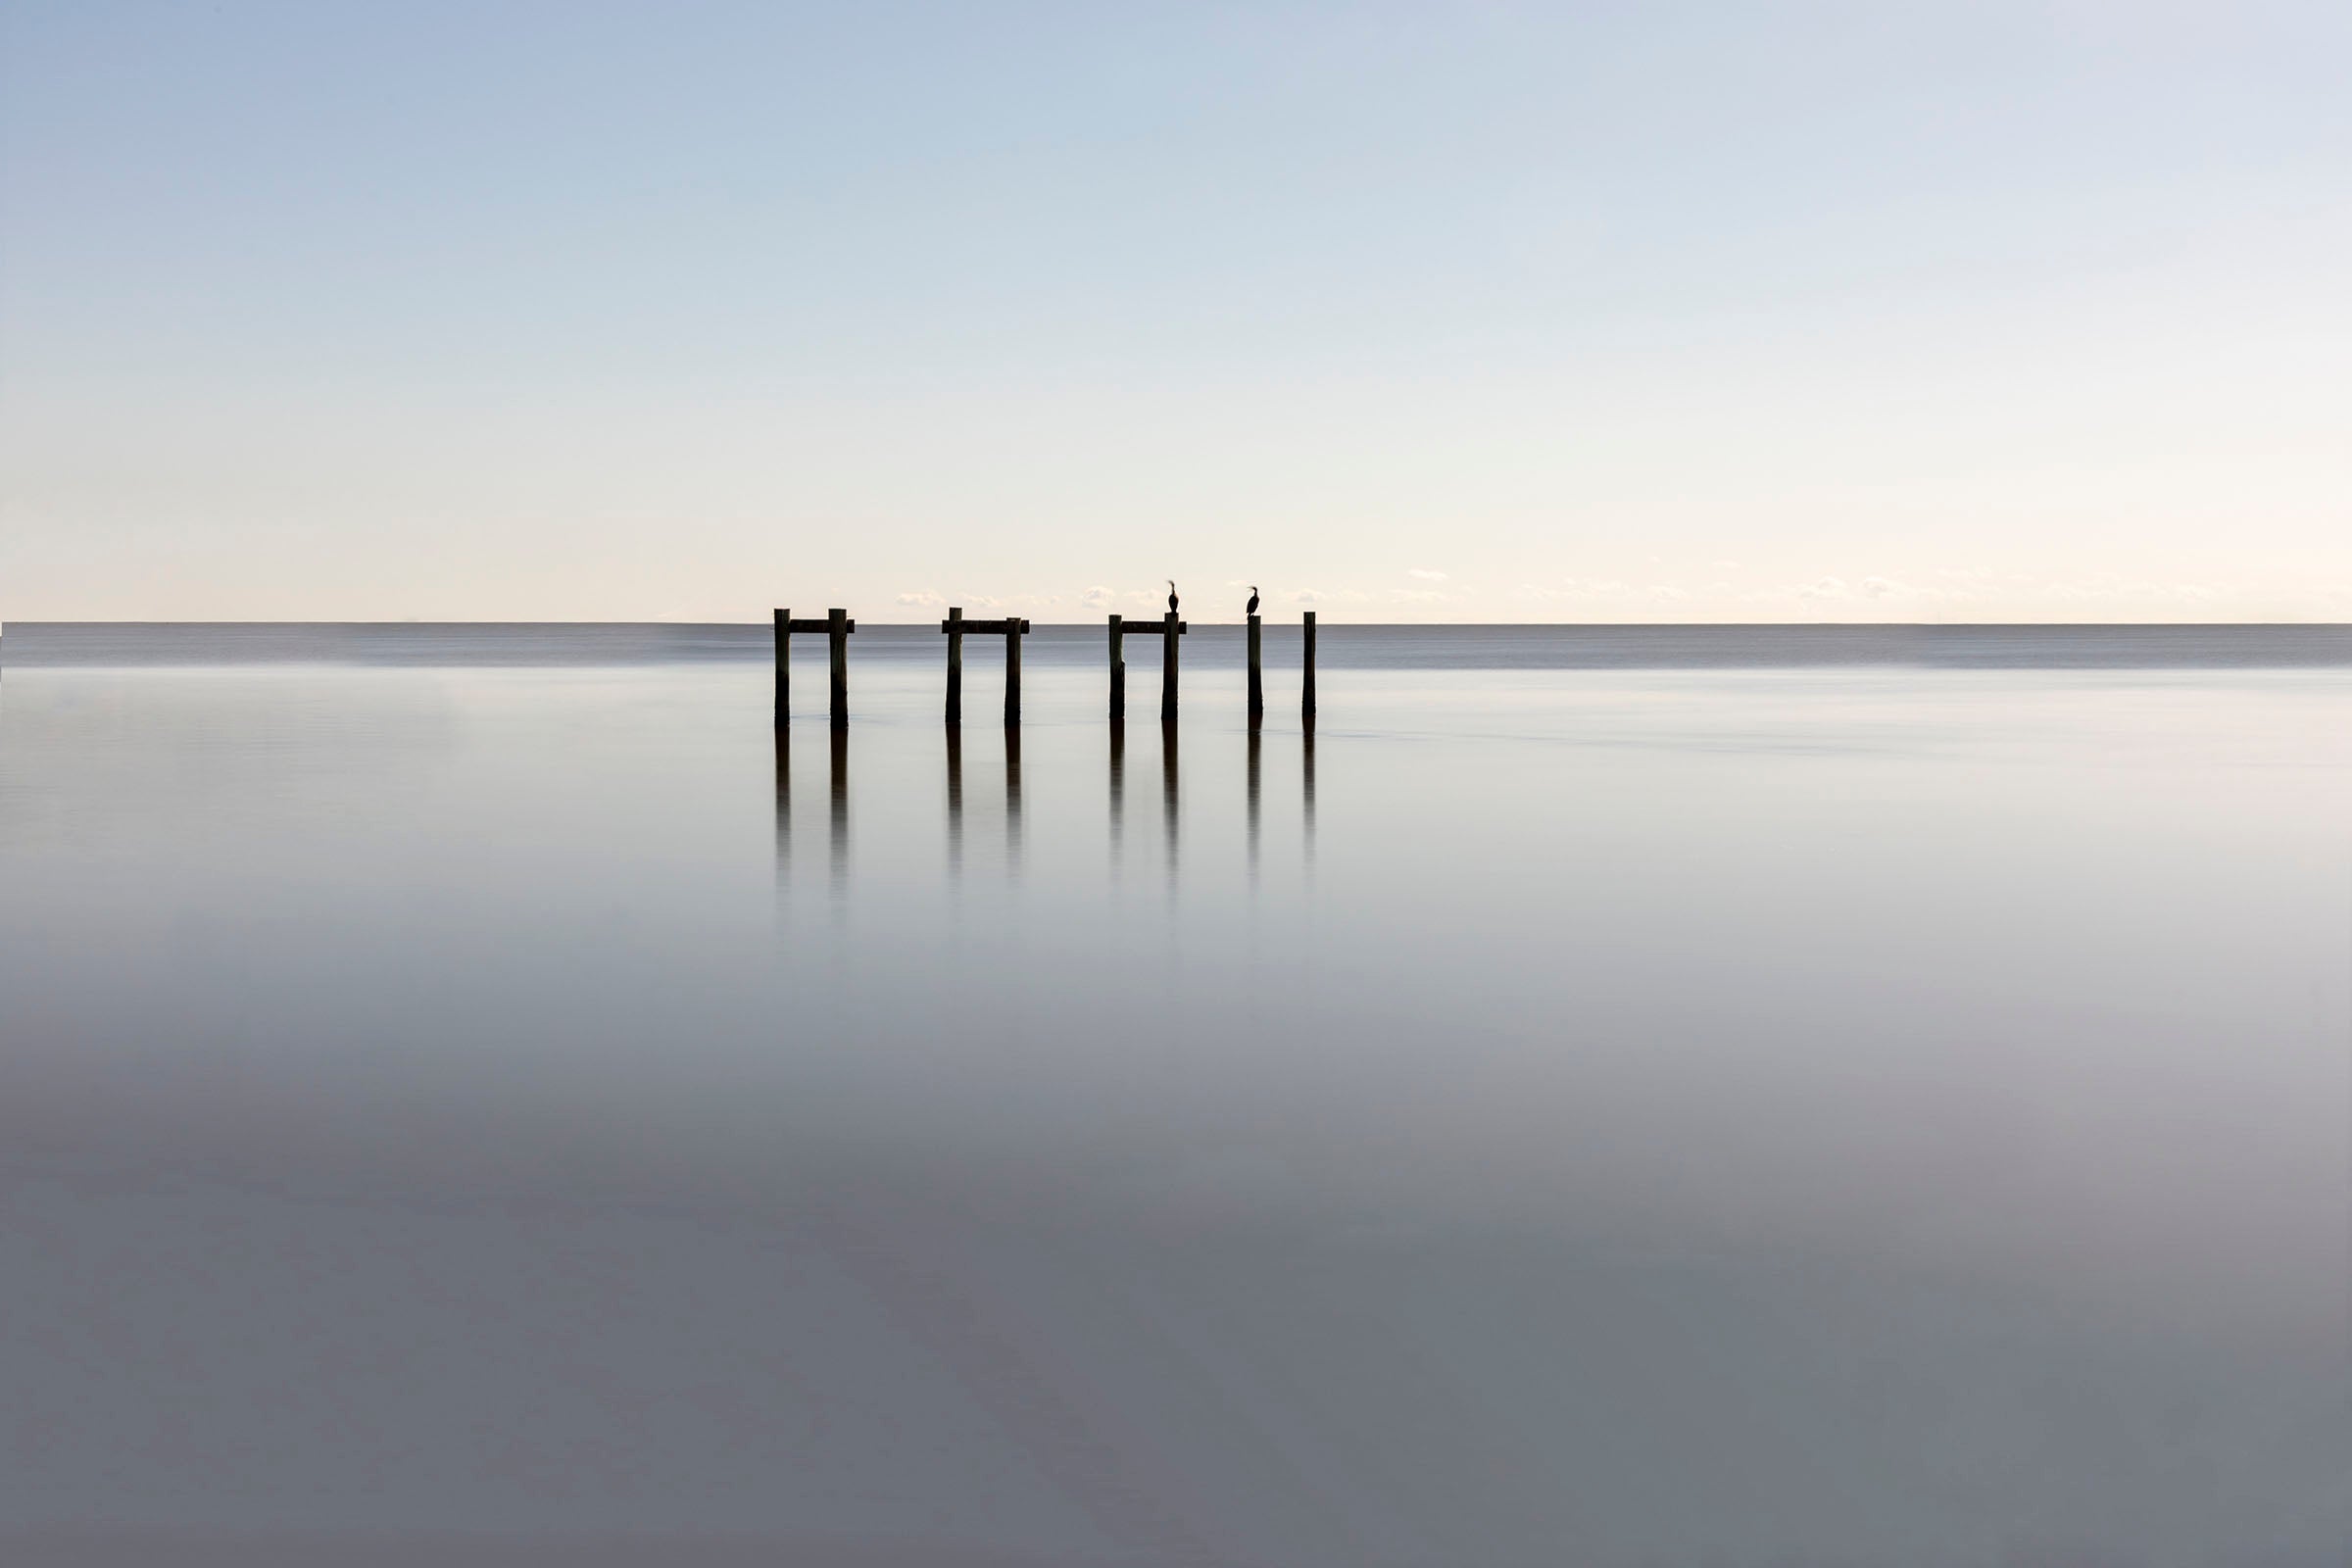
[3,624,2346,1567]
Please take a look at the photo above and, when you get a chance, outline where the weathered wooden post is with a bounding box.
[1301,611,1317,726]
[1160,612,1186,723]
[827,608,851,729]
[1004,618,1028,726]
[943,607,964,725]
[1107,614,1125,721]
[1247,612,1263,724]
[773,608,791,726]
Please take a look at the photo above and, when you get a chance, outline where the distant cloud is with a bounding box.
[1291,589,1322,604]
[1713,559,1742,570]
[1799,575,1848,600]
[1407,567,1449,582]
[1516,578,1645,602]
[895,590,946,607]
[1079,585,1116,608]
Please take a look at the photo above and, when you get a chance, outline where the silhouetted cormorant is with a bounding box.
[1167,580,1179,615]
[1246,585,1259,617]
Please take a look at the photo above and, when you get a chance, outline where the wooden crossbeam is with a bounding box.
[1105,618,1188,643]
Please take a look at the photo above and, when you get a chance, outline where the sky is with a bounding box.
[2,1,2346,623]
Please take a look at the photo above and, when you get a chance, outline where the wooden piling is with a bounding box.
[944,607,963,726]
[773,608,790,726]
[1107,614,1125,721]
[1161,612,1181,723]
[1004,618,1024,727]
[827,608,849,729]
[1247,613,1263,724]
[1301,611,1317,726]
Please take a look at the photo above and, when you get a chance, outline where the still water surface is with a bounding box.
[2,626,2346,1566]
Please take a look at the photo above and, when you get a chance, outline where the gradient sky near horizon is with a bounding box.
[3,1,2346,623]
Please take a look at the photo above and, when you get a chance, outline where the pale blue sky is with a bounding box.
[3,1,2345,621]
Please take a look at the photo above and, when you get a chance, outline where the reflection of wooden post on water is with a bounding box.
[1108,717,1125,854]
[945,725,963,874]
[774,607,857,726]
[1247,723,1260,877]
[1248,613,1263,724]
[1161,719,1179,872]
[773,726,790,869]
[1004,724,1022,864]
[1302,722,1315,866]
[828,724,849,886]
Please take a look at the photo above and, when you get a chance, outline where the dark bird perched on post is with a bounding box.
[1167,580,1180,614]
[1246,585,1259,617]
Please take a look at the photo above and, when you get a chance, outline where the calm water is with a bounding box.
[2,625,2347,1567]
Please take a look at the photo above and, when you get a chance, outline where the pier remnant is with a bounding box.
[941,614,1031,725]
[773,608,858,727]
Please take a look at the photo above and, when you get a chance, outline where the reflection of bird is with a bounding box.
[1167,580,1180,615]
[1246,585,1259,617]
